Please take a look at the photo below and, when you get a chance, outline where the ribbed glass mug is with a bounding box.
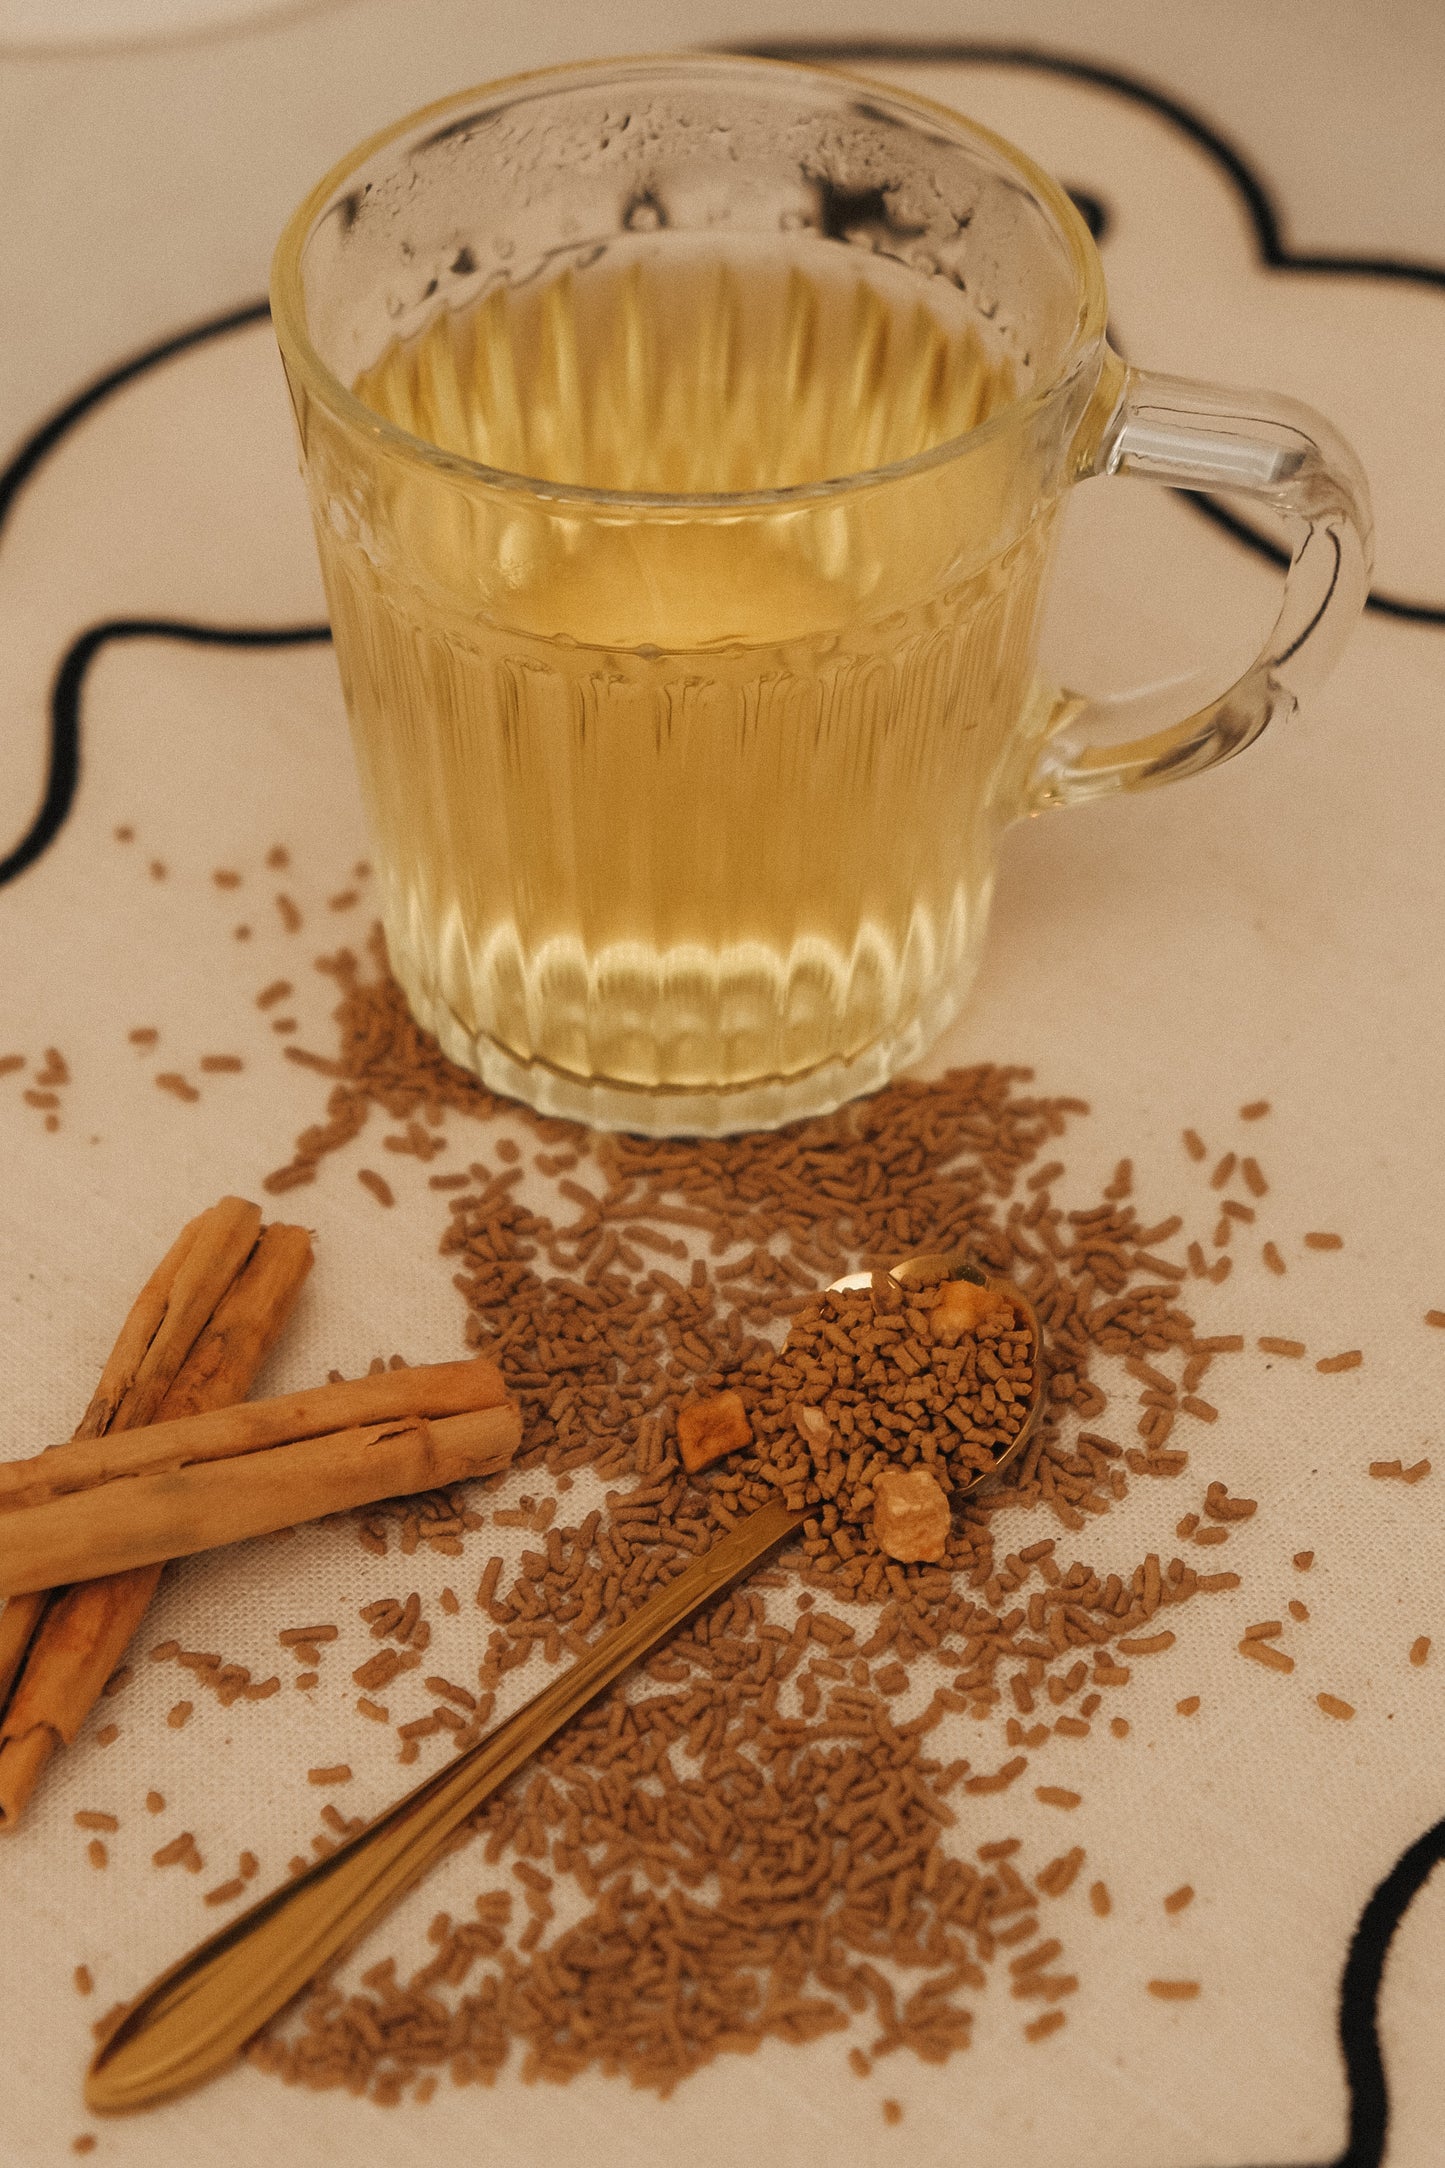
[271,54,1370,1136]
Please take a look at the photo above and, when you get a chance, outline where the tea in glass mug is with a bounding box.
[272,55,1370,1135]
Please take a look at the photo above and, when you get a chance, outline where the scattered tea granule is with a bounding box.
[1163,1886,1194,1914]
[1148,1980,1200,2001]
[308,1765,353,1786]
[73,1966,93,1997]
[1024,2011,1067,2042]
[358,1169,395,1207]
[1426,1310,1445,1329]
[1294,1551,1315,1571]
[1239,1101,1270,1121]
[1317,1694,1355,1721]
[1304,1232,1344,1251]
[1317,1351,1362,1373]
[1410,1637,1431,1667]
[1089,1882,1111,1917]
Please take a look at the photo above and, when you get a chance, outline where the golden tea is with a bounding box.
[319,240,1056,1127]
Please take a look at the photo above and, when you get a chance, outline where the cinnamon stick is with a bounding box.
[0,1407,520,1595]
[0,1198,262,1715]
[0,1209,312,1830]
[0,1357,510,1510]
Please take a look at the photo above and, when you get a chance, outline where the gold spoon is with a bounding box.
[86,1253,1041,2113]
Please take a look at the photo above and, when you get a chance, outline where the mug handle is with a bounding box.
[1027,360,1373,811]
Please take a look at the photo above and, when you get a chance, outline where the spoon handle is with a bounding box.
[87,1497,802,2113]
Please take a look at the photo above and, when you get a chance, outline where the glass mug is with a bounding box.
[271,54,1370,1136]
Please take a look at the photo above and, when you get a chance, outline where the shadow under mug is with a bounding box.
[271,53,1371,1137]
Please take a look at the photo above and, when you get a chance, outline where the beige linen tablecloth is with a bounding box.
[2,7,1443,2165]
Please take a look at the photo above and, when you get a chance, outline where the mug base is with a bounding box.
[391,948,981,1138]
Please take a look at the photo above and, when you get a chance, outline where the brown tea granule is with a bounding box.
[1426,1310,1445,1329]
[1410,1637,1431,1667]
[1239,1640,1293,1674]
[1163,1885,1194,1914]
[1089,1881,1111,1917]
[200,1054,244,1073]
[329,890,360,911]
[1259,1337,1305,1358]
[1117,1631,1174,1656]
[1262,1243,1286,1275]
[276,894,303,933]
[1175,1696,1200,1716]
[1036,1787,1081,1810]
[357,1698,390,1722]
[358,1169,395,1208]
[1294,1551,1314,1570]
[72,2140,97,2157]
[295,1672,319,1691]
[155,1072,199,1103]
[234,924,252,941]
[1182,1129,1207,1161]
[167,1701,193,1728]
[308,1765,353,1786]
[257,980,293,1009]
[153,1833,203,1872]
[1316,1351,1362,1373]
[1241,1158,1268,1198]
[1304,1232,1343,1251]
[1239,1101,1269,1121]
[1035,1847,1085,1897]
[1288,1600,1309,1622]
[267,845,291,869]
[114,825,134,842]
[128,1027,158,1048]
[1110,1718,1130,1738]
[440,1587,460,1616]
[205,1878,247,1906]
[0,1054,24,1077]
[882,2101,903,2126]
[94,1724,119,1747]
[1370,1461,1404,1480]
[74,1965,94,1996]
[272,1018,298,1035]
[74,1811,119,1833]
[86,1840,107,1869]
[1148,1980,1200,2001]
[1209,1153,1236,1190]
[279,1624,339,1646]
[145,1790,165,1814]
[1317,1694,1355,1721]
[1024,2009,1067,2043]
[213,869,242,889]
[23,1088,60,1110]
[149,859,167,881]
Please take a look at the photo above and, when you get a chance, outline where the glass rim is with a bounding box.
[270,50,1108,514]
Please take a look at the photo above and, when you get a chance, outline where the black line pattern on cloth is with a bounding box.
[0,51,1443,2163]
